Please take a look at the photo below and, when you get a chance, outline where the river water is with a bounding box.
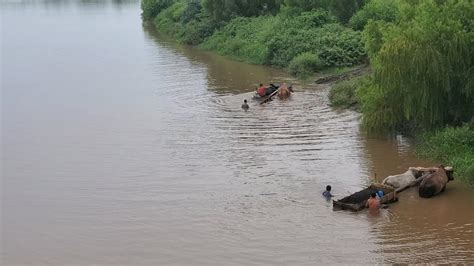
[2,1,473,265]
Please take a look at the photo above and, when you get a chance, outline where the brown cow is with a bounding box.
[277,83,291,99]
[418,165,454,198]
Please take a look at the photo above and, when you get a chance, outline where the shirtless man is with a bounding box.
[366,192,380,210]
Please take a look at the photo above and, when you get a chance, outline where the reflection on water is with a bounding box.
[2,0,473,264]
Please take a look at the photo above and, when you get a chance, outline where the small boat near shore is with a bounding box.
[253,83,293,104]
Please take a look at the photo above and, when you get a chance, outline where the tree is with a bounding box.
[329,0,365,24]
[141,0,175,19]
[202,0,283,22]
[360,0,474,132]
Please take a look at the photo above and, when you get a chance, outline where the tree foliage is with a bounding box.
[359,0,474,132]
[141,0,175,20]
[329,0,365,24]
[350,0,400,30]
[201,0,283,22]
[283,0,330,11]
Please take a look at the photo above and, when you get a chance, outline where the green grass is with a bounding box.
[417,125,474,188]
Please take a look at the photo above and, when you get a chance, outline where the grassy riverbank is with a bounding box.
[142,0,367,77]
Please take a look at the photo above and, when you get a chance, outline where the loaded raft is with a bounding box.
[333,166,454,212]
[253,83,293,104]
[333,184,397,211]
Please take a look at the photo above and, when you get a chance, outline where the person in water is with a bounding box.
[241,99,249,111]
[322,185,333,198]
[257,83,266,97]
[366,192,380,210]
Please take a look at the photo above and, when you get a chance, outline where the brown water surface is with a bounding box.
[2,1,473,264]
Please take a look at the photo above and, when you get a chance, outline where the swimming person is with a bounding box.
[322,185,333,198]
[241,99,249,111]
[366,192,380,211]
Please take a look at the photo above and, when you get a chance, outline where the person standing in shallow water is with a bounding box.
[366,192,380,211]
[241,99,249,111]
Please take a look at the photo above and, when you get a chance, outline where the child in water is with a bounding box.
[241,99,249,111]
[322,185,333,198]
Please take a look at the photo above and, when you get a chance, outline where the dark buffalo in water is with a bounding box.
[418,166,454,198]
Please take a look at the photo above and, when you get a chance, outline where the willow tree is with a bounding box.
[360,0,474,133]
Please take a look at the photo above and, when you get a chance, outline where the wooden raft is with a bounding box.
[333,183,398,212]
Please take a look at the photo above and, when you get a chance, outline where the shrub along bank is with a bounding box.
[417,125,474,188]
[142,0,366,76]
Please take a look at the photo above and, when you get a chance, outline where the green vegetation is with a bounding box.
[359,0,474,133]
[349,0,399,30]
[329,76,369,109]
[417,125,474,188]
[141,0,367,75]
[289,52,324,77]
[141,0,175,20]
[202,11,365,68]
[202,0,282,22]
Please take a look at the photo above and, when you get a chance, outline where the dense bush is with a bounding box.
[150,0,221,45]
[417,125,474,188]
[141,0,175,20]
[179,17,221,45]
[202,10,365,70]
[289,52,324,77]
[329,0,364,24]
[153,1,187,36]
[200,16,275,63]
[143,0,367,75]
[282,0,330,12]
[329,80,358,109]
[350,0,400,30]
[202,0,282,22]
[283,0,364,23]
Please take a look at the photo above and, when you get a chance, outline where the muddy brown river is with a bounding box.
[2,1,473,264]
